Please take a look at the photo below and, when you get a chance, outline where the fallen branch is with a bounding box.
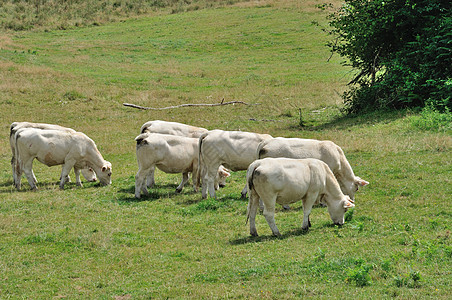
[123,99,254,110]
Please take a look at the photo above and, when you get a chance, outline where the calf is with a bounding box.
[246,158,355,236]
[15,128,111,190]
[196,130,272,199]
[10,122,97,185]
[257,137,368,201]
[134,133,230,199]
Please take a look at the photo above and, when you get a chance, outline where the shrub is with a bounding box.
[345,263,373,287]
[326,0,452,113]
[393,269,422,288]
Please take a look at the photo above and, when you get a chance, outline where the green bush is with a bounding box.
[326,0,452,113]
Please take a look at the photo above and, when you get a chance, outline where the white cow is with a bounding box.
[140,120,208,137]
[139,120,212,188]
[134,133,230,199]
[10,122,97,185]
[257,137,369,201]
[15,128,112,190]
[246,158,355,236]
[196,130,272,199]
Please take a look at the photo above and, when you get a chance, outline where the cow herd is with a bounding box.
[9,120,369,236]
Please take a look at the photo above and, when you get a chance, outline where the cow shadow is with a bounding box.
[2,180,101,193]
[116,183,195,203]
[230,228,310,245]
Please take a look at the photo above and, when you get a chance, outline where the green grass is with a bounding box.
[0,1,451,298]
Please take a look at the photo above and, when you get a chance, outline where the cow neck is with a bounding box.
[324,168,344,202]
[86,144,105,169]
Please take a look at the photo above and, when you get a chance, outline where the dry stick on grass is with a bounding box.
[123,99,256,110]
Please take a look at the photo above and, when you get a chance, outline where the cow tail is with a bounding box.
[14,131,23,178]
[256,140,265,159]
[195,132,208,190]
[245,163,257,225]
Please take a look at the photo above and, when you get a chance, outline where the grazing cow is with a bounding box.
[246,158,355,236]
[257,137,368,201]
[140,120,208,138]
[196,130,272,199]
[139,120,210,188]
[10,122,97,185]
[134,133,230,199]
[15,128,112,190]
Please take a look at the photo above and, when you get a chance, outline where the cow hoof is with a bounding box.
[175,188,182,193]
[250,232,258,237]
[283,205,290,210]
[241,193,247,199]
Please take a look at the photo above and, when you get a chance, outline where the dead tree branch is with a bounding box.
[123,99,255,110]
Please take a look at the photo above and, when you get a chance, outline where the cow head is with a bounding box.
[340,176,369,200]
[216,166,231,188]
[81,167,97,182]
[98,161,112,185]
[327,195,355,226]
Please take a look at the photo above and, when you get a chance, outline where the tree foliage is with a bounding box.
[327,0,451,113]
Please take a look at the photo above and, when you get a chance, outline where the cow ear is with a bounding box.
[355,177,369,186]
[343,199,355,209]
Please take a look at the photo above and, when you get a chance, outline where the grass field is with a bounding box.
[0,0,451,298]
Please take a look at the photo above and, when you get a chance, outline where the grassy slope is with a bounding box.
[0,1,451,298]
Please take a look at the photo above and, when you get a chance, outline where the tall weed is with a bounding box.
[410,105,452,132]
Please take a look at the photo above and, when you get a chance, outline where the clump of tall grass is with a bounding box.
[0,0,242,31]
[409,105,452,132]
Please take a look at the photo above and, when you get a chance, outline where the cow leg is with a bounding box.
[301,192,318,231]
[207,177,216,199]
[247,188,260,236]
[241,185,248,199]
[11,156,17,186]
[176,172,189,193]
[202,166,218,199]
[14,159,23,190]
[61,165,71,183]
[74,168,83,187]
[146,166,155,188]
[191,170,198,192]
[22,158,37,191]
[59,160,76,190]
[135,167,151,198]
[262,196,280,237]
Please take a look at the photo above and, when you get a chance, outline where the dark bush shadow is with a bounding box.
[288,109,407,132]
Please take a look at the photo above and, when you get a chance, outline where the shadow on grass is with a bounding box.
[289,109,407,132]
[1,180,102,193]
[115,183,193,203]
[230,228,310,245]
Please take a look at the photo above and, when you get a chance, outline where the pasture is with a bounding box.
[0,0,450,298]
